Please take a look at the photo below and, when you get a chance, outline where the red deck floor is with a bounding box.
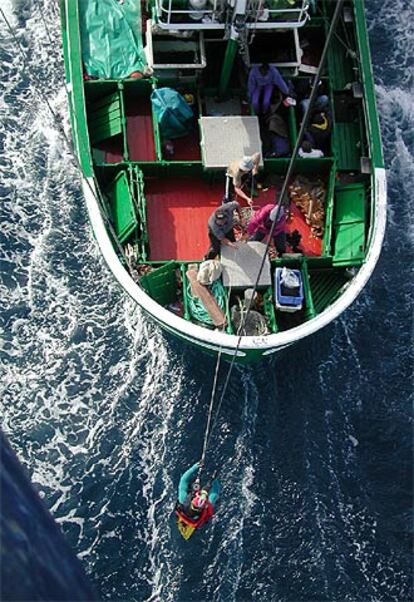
[126,97,156,162]
[168,130,201,161]
[254,188,322,256]
[95,135,123,164]
[146,178,322,261]
[146,177,223,261]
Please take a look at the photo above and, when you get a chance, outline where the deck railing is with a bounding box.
[154,0,310,30]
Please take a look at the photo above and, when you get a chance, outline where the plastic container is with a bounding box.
[274,268,304,312]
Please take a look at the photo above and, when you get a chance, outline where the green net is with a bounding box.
[79,0,147,79]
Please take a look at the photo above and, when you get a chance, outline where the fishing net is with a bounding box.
[231,303,269,336]
[234,205,260,240]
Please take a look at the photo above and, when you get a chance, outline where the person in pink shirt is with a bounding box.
[247,203,287,256]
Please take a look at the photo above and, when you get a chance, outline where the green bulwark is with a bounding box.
[107,172,138,243]
[140,263,178,306]
[333,183,366,266]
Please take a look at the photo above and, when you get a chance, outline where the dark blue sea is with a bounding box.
[0,1,412,600]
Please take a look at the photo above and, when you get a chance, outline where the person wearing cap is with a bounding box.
[226,152,261,205]
[204,200,242,260]
[247,202,287,256]
[176,461,221,529]
[248,62,290,115]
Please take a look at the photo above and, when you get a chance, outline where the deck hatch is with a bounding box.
[88,91,123,145]
[199,116,263,169]
[332,183,366,266]
[221,241,271,289]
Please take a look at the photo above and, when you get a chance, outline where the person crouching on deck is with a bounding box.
[225,153,261,206]
[176,462,221,529]
[247,203,287,256]
[204,201,242,260]
[247,62,290,115]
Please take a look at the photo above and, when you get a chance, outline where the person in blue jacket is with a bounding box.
[176,462,220,529]
[248,62,290,115]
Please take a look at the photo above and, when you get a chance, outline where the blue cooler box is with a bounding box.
[274,268,304,312]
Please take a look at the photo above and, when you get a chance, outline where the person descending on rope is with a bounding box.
[175,461,220,539]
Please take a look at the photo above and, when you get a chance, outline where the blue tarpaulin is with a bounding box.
[151,88,194,140]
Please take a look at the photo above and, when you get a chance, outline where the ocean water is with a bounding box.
[0,1,412,601]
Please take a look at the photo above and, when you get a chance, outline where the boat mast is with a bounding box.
[218,0,247,98]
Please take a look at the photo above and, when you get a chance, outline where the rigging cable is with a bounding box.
[197,279,235,481]
[200,0,346,460]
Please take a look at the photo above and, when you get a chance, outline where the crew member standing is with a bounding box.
[248,62,290,114]
[225,153,261,205]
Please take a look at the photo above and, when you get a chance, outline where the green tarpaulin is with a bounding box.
[79,0,147,79]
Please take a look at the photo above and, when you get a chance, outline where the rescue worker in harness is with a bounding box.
[175,461,221,539]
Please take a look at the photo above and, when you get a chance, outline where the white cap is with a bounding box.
[239,156,254,171]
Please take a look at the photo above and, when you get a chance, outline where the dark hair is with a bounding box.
[301,140,312,152]
[259,62,270,74]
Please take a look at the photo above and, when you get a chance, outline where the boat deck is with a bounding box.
[146,177,321,261]
[73,0,381,347]
[126,97,157,162]
[146,177,221,261]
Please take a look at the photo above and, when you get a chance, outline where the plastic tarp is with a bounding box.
[79,0,147,79]
[151,88,194,140]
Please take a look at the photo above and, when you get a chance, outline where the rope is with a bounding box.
[196,276,234,481]
[200,0,346,457]
[1,3,344,478]
[197,347,222,480]
[186,278,227,326]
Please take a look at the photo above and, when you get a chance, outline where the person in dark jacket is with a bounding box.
[176,462,221,529]
[305,109,332,152]
[204,201,242,260]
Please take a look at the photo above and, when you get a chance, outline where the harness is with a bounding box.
[175,500,214,529]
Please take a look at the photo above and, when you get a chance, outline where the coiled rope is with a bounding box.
[187,278,227,326]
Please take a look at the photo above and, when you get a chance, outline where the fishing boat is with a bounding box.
[60,0,386,362]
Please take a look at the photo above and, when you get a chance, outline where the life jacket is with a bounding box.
[175,500,214,529]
